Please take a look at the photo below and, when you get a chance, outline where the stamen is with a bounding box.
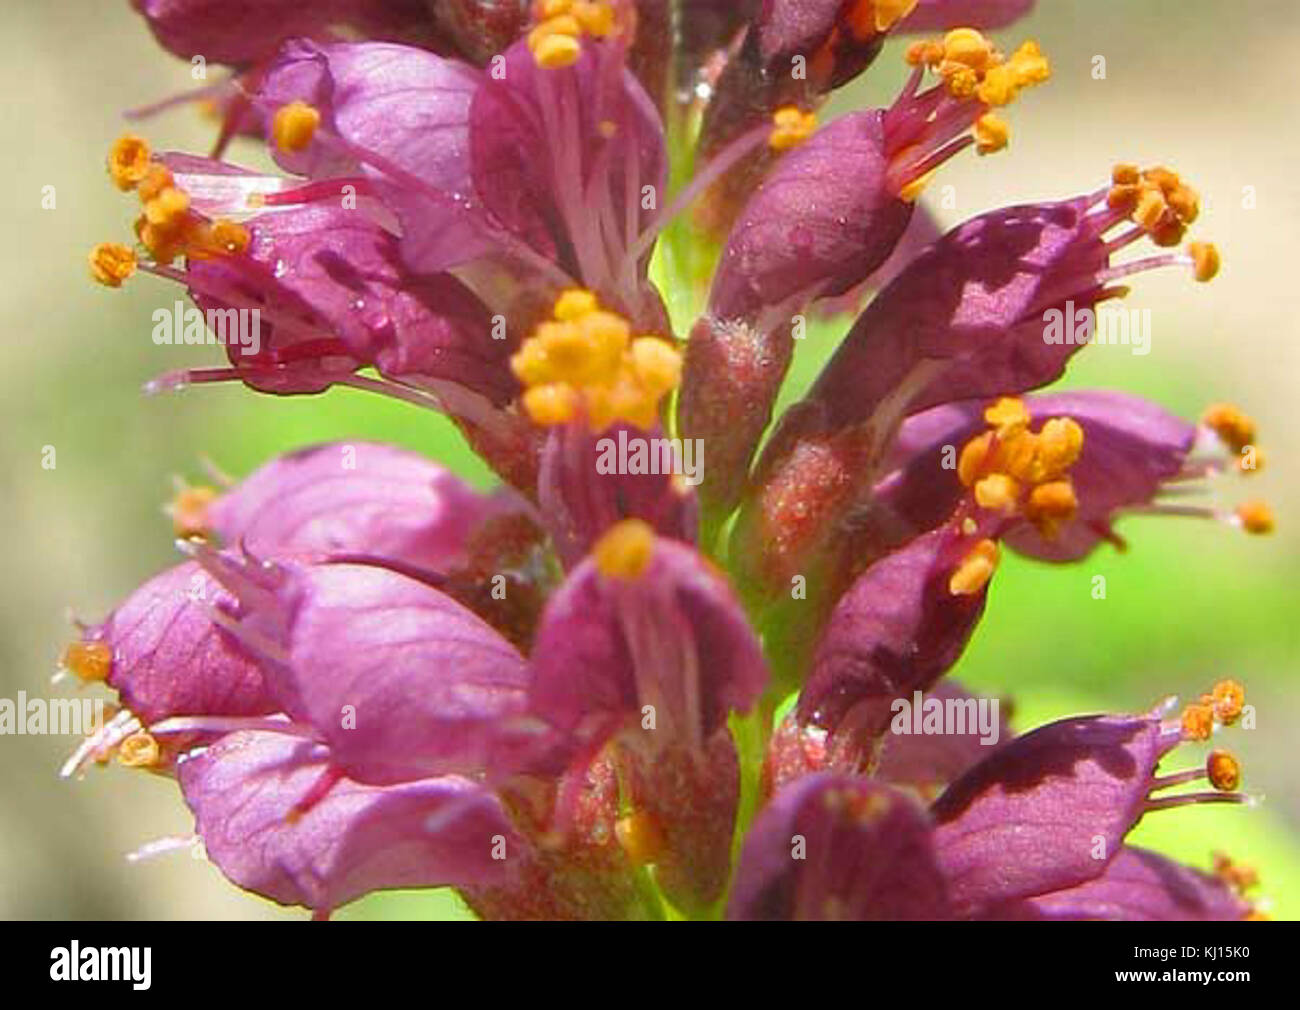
[949,538,998,595]
[1202,403,1256,452]
[511,289,681,430]
[117,731,162,769]
[88,243,137,287]
[271,100,321,153]
[107,134,151,191]
[1235,500,1274,534]
[769,107,819,152]
[1188,241,1220,282]
[593,518,656,580]
[615,810,665,865]
[528,1,617,69]
[62,640,112,682]
[168,485,217,540]
[1207,748,1242,791]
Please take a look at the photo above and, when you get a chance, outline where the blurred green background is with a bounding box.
[1,1,1295,920]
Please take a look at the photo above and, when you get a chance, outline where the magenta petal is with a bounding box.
[270,562,529,784]
[537,424,699,568]
[468,38,668,295]
[208,441,517,568]
[709,110,913,322]
[991,846,1251,921]
[178,730,519,914]
[930,712,1172,918]
[799,525,989,733]
[528,537,768,753]
[728,774,950,920]
[86,561,275,727]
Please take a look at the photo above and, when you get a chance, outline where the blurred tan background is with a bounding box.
[1,1,1296,919]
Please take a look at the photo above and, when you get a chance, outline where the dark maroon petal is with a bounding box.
[207,441,519,567]
[899,0,1036,33]
[709,110,913,322]
[83,561,275,727]
[874,681,1012,796]
[429,0,531,65]
[930,712,1172,918]
[537,424,699,568]
[799,525,989,733]
[728,774,951,920]
[528,532,768,753]
[178,730,519,914]
[989,846,1251,921]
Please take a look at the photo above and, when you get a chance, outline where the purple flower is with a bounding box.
[71,4,1276,921]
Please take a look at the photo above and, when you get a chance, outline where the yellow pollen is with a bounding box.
[1108,164,1200,247]
[974,473,1019,512]
[62,640,113,682]
[1036,416,1085,479]
[170,485,217,539]
[118,731,162,769]
[1211,679,1246,724]
[983,396,1031,435]
[529,2,615,68]
[1202,403,1256,452]
[532,29,582,68]
[957,432,993,487]
[1206,749,1242,792]
[1188,241,1220,282]
[512,289,680,431]
[615,810,665,866]
[769,106,818,151]
[1025,480,1078,533]
[144,186,192,229]
[949,538,999,596]
[908,32,1049,109]
[593,518,656,580]
[897,170,935,203]
[1212,852,1260,894]
[108,134,151,191]
[1180,702,1215,742]
[89,243,137,288]
[206,220,252,256]
[1236,500,1274,535]
[272,100,321,153]
[973,113,1010,154]
[136,163,175,203]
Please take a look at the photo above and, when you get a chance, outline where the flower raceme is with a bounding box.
[67,1,1276,920]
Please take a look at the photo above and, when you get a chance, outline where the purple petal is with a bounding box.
[528,533,768,753]
[709,110,913,322]
[930,712,1173,918]
[178,730,518,914]
[799,525,990,733]
[990,846,1251,921]
[728,774,950,920]
[81,561,275,728]
[537,424,699,568]
[208,441,518,568]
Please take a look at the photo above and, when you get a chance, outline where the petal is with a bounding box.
[207,441,519,568]
[799,525,990,733]
[81,561,276,728]
[728,774,950,920]
[708,110,913,322]
[537,424,700,568]
[930,712,1172,917]
[178,730,518,914]
[528,529,768,753]
[990,846,1251,921]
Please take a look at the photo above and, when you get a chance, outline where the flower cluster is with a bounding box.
[68,0,1273,919]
